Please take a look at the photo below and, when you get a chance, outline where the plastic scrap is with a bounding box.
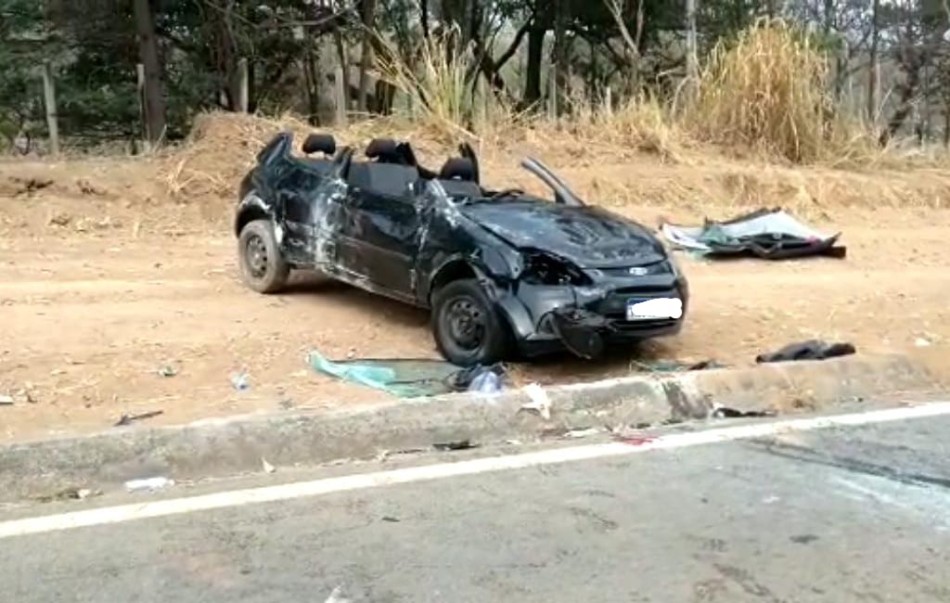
[157,365,177,378]
[660,208,847,260]
[262,458,276,474]
[0,395,13,406]
[125,477,175,492]
[564,427,602,439]
[520,383,552,420]
[755,340,856,363]
[453,362,506,393]
[230,371,251,391]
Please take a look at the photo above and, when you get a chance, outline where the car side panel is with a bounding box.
[338,188,420,298]
[264,157,349,268]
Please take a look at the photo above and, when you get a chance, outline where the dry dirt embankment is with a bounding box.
[0,113,948,443]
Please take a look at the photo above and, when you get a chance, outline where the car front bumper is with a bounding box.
[502,277,689,359]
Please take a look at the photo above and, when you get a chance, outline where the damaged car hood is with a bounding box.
[460,199,667,268]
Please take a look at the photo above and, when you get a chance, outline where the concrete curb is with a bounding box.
[1,353,943,502]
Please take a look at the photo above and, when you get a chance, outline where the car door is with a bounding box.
[339,163,421,299]
[278,163,326,264]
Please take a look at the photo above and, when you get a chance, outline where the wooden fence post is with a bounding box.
[237,58,249,113]
[334,65,348,126]
[41,61,60,156]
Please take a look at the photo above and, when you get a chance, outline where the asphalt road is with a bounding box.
[3,408,950,602]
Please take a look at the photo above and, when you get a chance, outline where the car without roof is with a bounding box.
[234,131,689,366]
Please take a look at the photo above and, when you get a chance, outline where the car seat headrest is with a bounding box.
[439,157,475,181]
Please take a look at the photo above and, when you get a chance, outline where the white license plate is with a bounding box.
[626,297,683,321]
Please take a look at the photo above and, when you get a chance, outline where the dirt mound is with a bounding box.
[159,112,485,208]
[161,112,309,206]
[159,112,950,220]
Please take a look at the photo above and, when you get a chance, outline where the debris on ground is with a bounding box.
[755,340,856,363]
[125,476,175,492]
[157,365,178,377]
[563,427,603,439]
[660,208,847,260]
[520,383,552,420]
[631,359,724,372]
[915,337,932,348]
[452,363,506,394]
[19,386,37,404]
[614,433,657,446]
[324,586,352,603]
[710,405,776,419]
[36,487,100,503]
[433,439,477,451]
[114,409,164,426]
[261,458,276,474]
[308,350,467,398]
[230,371,251,391]
[0,395,13,406]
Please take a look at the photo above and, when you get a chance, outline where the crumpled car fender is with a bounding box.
[425,254,536,342]
[234,193,275,237]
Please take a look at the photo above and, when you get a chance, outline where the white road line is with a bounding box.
[2,401,949,540]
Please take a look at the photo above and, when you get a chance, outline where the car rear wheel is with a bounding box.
[432,279,510,366]
[238,219,289,294]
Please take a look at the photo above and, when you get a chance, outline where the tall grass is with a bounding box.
[373,20,888,167]
[374,27,520,142]
[681,20,878,164]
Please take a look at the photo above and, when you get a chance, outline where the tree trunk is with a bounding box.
[552,0,570,114]
[523,24,545,106]
[420,0,431,41]
[868,0,880,121]
[132,0,166,143]
[685,0,698,83]
[882,53,923,146]
[357,0,378,113]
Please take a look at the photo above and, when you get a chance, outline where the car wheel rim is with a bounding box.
[245,234,268,279]
[445,297,485,351]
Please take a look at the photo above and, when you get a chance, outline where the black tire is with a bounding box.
[431,279,511,366]
[238,219,289,294]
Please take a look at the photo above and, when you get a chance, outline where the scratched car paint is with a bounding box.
[234,131,689,366]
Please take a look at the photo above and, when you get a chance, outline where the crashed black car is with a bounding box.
[235,131,689,366]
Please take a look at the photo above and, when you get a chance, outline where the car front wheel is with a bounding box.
[238,219,289,294]
[432,279,510,366]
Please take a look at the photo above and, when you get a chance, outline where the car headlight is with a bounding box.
[521,250,592,286]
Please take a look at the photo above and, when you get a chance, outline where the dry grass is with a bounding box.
[681,20,879,165]
[374,27,524,145]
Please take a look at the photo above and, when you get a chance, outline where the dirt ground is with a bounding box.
[1,126,949,442]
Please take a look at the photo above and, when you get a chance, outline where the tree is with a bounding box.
[133,0,167,143]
